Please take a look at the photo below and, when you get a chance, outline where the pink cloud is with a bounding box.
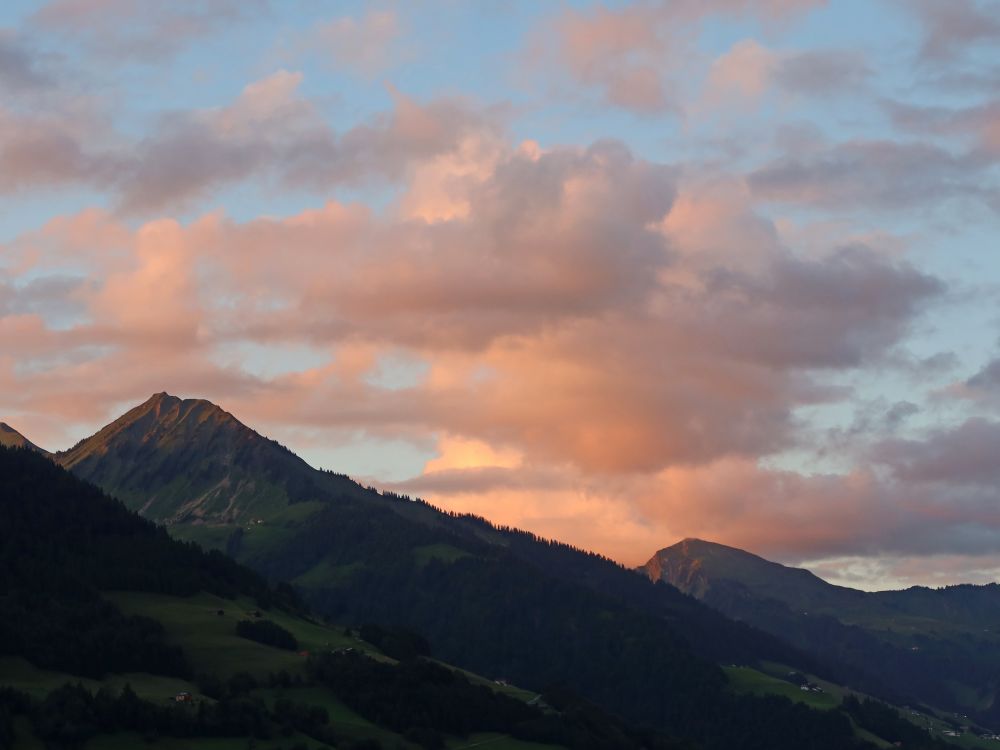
[530,0,826,114]
[0,132,953,569]
[705,40,868,107]
[311,10,401,76]
[0,66,502,215]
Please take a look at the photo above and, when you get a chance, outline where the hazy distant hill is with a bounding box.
[3,394,880,749]
[645,538,1000,723]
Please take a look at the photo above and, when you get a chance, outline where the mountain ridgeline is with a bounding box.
[644,539,1000,724]
[9,393,882,749]
[0,444,299,681]
[0,422,47,454]
[0,444,704,750]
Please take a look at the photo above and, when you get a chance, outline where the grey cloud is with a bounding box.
[32,0,269,63]
[1,276,88,320]
[904,0,1000,62]
[116,118,273,215]
[966,357,1000,391]
[886,99,1000,156]
[774,49,869,95]
[875,418,1000,486]
[0,30,52,92]
[749,139,995,211]
[696,245,944,369]
[0,73,497,215]
[884,401,920,430]
[0,110,120,193]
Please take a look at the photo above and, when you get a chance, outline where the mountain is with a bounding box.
[644,538,867,612]
[0,422,47,454]
[6,393,884,749]
[645,538,1000,724]
[56,392,363,525]
[1,444,684,750]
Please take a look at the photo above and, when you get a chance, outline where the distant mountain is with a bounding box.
[644,538,1000,724]
[0,421,48,454]
[12,393,876,749]
[644,538,867,612]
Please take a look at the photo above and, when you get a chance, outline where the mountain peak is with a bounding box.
[643,537,851,608]
[53,392,358,525]
[136,391,226,419]
[145,390,178,406]
[58,392,242,468]
[0,421,49,454]
[666,537,766,560]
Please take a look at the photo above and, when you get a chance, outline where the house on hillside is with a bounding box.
[174,691,193,703]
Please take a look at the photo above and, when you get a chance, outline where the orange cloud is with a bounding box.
[0,132,949,570]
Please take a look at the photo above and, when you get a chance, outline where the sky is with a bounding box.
[2,0,1000,590]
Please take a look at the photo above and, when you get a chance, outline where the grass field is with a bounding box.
[84,733,319,749]
[104,590,368,679]
[292,558,365,587]
[168,523,233,552]
[0,656,205,704]
[2,590,564,750]
[254,685,407,747]
[723,665,840,710]
[446,733,567,749]
[413,543,472,567]
[729,662,1000,749]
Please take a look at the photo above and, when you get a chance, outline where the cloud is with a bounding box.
[748,138,994,211]
[887,100,1000,157]
[706,40,868,105]
[115,69,317,214]
[31,0,268,62]
[532,0,825,115]
[772,49,869,95]
[390,444,1000,568]
[0,132,942,483]
[0,107,119,194]
[0,30,53,91]
[902,0,1000,62]
[964,357,1000,395]
[0,0,996,588]
[874,418,1000,487]
[0,68,500,214]
[311,10,401,76]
